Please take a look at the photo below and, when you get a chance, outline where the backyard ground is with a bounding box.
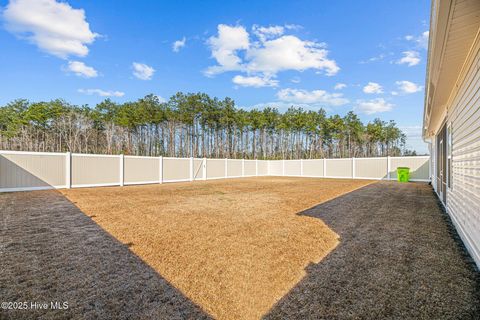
[1,177,479,319]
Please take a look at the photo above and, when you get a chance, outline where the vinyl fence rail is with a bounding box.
[0,150,430,192]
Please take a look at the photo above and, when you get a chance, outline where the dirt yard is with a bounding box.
[60,177,372,320]
[2,178,479,319]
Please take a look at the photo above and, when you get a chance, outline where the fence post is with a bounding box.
[65,152,71,189]
[190,157,194,181]
[203,157,207,180]
[159,156,163,184]
[352,157,355,179]
[300,159,304,177]
[323,158,327,178]
[283,159,286,176]
[256,159,259,176]
[225,158,228,179]
[119,154,124,186]
[242,158,245,177]
[387,156,391,180]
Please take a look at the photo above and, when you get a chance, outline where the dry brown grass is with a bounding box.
[61,177,372,320]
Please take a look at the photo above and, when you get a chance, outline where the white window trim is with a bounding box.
[447,122,452,191]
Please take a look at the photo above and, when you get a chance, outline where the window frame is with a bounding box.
[447,122,452,190]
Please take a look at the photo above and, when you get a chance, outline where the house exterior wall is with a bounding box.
[430,37,480,267]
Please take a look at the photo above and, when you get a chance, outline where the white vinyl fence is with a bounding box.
[0,150,430,192]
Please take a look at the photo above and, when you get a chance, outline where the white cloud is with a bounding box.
[360,53,388,64]
[363,82,383,94]
[205,24,339,80]
[290,76,301,83]
[205,24,250,76]
[155,95,167,103]
[252,25,284,42]
[396,51,420,66]
[395,80,423,94]
[405,31,429,49]
[277,88,349,106]
[246,35,339,76]
[284,24,302,31]
[356,98,393,114]
[78,88,124,97]
[334,83,346,90]
[132,62,155,80]
[419,31,429,49]
[65,61,97,78]
[232,75,278,88]
[3,0,98,59]
[172,37,186,52]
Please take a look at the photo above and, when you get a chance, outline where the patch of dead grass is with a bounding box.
[61,177,373,319]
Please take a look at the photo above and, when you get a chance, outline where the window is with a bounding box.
[447,123,452,189]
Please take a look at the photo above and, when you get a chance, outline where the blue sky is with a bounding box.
[0,0,430,153]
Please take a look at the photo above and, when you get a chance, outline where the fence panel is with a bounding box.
[0,151,432,192]
[193,159,204,180]
[124,156,160,185]
[227,159,243,178]
[285,160,302,176]
[244,160,256,176]
[326,159,352,178]
[257,160,269,176]
[163,157,190,182]
[269,160,283,176]
[355,158,388,180]
[0,151,66,191]
[302,159,324,177]
[207,158,225,179]
[390,156,430,181]
[72,154,119,187]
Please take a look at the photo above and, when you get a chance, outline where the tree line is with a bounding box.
[0,92,411,159]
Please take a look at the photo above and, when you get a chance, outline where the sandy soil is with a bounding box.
[60,177,372,320]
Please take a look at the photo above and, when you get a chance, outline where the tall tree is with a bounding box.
[0,93,409,158]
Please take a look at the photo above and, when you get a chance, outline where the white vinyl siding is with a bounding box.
[441,42,480,267]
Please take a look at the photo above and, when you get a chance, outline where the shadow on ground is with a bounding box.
[0,190,211,320]
[264,181,480,319]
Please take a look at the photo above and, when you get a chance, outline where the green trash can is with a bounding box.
[397,167,410,182]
